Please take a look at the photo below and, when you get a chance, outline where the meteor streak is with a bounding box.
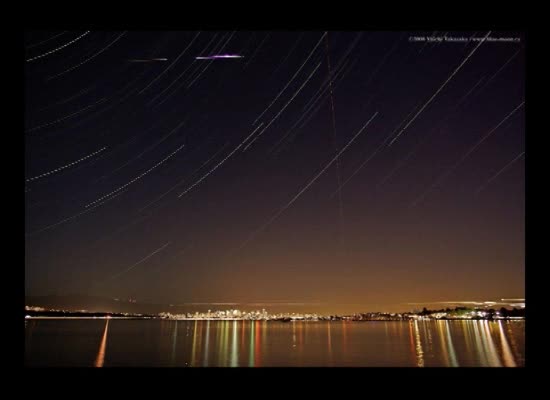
[195,54,243,60]
[187,32,236,89]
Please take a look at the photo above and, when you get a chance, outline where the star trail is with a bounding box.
[25,30,524,314]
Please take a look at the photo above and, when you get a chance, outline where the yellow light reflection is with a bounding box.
[222,321,229,366]
[249,321,255,367]
[480,321,502,367]
[255,321,261,367]
[471,321,488,365]
[497,321,517,367]
[241,320,245,347]
[230,321,238,367]
[262,320,267,356]
[93,319,109,368]
[436,321,450,366]
[408,321,416,364]
[191,320,198,366]
[461,320,472,354]
[217,320,224,365]
[414,320,424,367]
[197,320,203,361]
[203,321,210,367]
[426,321,433,354]
[444,321,458,367]
[170,321,178,366]
[506,322,521,364]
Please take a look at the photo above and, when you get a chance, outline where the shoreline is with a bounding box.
[25,316,525,321]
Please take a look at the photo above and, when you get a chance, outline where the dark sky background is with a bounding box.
[24,31,524,314]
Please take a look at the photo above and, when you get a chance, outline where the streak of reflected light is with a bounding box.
[230,321,239,367]
[191,320,198,366]
[481,321,502,367]
[498,321,516,367]
[408,321,416,364]
[170,321,178,366]
[255,321,261,367]
[203,321,210,367]
[93,319,109,367]
[414,320,424,367]
[444,321,459,367]
[249,321,255,367]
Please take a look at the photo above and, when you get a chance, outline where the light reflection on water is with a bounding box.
[413,320,424,367]
[25,319,524,367]
[498,321,516,367]
[93,319,109,368]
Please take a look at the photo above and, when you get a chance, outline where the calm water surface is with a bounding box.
[25,319,524,367]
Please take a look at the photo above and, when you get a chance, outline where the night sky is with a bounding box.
[24,31,525,314]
